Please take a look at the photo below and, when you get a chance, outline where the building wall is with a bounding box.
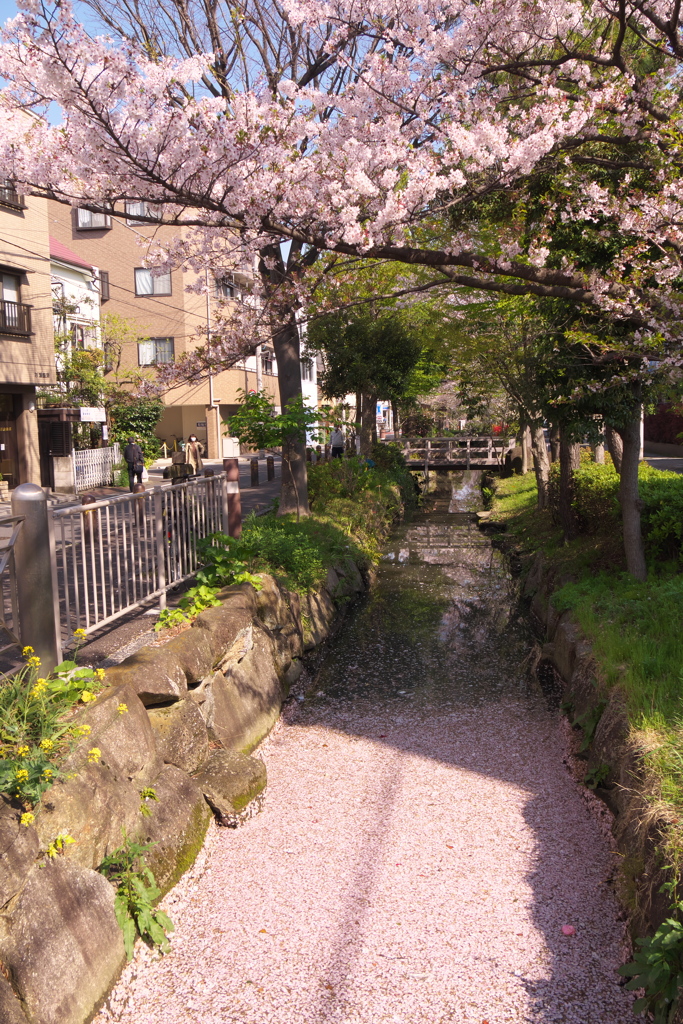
[47,201,283,456]
[0,193,56,484]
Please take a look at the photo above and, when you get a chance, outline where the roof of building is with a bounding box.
[49,236,93,272]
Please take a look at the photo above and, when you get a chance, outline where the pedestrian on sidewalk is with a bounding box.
[330,425,345,458]
[186,434,205,475]
[123,437,145,492]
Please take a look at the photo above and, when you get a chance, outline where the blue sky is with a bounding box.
[0,1,16,23]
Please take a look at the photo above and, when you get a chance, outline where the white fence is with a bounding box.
[73,443,121,491]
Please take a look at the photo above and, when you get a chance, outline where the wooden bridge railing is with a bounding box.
[399,436,515,468]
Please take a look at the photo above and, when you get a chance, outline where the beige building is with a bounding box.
[47,201,280,457]
[0,185,56,488]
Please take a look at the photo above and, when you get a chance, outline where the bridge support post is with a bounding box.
[466,439,471,470]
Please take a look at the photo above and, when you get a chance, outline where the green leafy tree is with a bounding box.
[109,395,164,462]
[308,311,422,455]
[226,390,325,520]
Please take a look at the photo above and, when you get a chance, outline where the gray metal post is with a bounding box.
[154,487,166,610]
[12,483,62,670]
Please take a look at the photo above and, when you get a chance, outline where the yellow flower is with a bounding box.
[16,745,29,758]
[20,812,34,827]
[39,738,54,752]
[22,646,34,658]
[87,747,101,764]
[42,768,53,779]
[73,628,87,640]
[46,833,75,858]
[31,678,47,698]
[80,691,95,704]
[94,668,106,682]
[14,768,28,782]
[71,723,90,737]
[117,703,128,715]
[27,656,41,669]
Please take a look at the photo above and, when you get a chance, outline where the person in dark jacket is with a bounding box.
[123,437,145,491]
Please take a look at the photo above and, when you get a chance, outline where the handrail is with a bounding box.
[52,472,227,517]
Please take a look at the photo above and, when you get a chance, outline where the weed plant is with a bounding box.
[154,456,415,630]
[0,642,105,808]
[99,833,174,960]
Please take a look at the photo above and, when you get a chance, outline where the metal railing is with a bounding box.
[73,443,121,491]
[0,300,31,336]
[0,516,23,653]
[51,473,229,639]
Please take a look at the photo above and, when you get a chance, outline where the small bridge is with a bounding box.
[399,436,515,470]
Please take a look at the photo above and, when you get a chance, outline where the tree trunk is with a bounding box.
[550,422,560,463]
[605,426,623,474]
[272,318,309,517]
[531,425,551,510]
[391,399,400,437]
[617,406,647,581]
[559,432,581,542]
[521,424,531,474]
[592,440,605,464]
[360,391,376,457]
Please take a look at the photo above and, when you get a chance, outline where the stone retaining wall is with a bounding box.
[523,550,673,939]
[0,561,365,1024]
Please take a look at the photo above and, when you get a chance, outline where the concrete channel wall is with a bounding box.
[0,562,366,1024]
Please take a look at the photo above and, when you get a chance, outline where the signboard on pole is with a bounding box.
[79,407,107,423]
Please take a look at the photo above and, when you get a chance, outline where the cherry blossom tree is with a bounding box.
[1,0,683,569]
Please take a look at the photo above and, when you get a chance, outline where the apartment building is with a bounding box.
[0,185,56,488]
[47,201,288,457]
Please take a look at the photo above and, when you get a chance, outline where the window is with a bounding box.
[0,181,25,210]
[71,323,97,349]
[0,271,30,334]
[134,268,172,296]
[138,337,174,366]
[301,357,314,381]
[77,207,111,230]
[100,271,110,302]
[126,201,161,225]
[215,277,235,299]
[261,351,275,375]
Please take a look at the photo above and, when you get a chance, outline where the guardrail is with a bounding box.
[400,436,515,467]
[6,470,238,669]
[52,473,229,640]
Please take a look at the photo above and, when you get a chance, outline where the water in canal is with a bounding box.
[99,471,633,1024]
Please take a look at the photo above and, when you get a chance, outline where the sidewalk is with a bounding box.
[0,455,282,516]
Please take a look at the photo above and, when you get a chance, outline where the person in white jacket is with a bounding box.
[330,426,345,458]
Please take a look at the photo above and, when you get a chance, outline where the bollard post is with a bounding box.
[12,483,62,670]
[81,494,99,546]
[223,458,242,537]
[132,481,146,529]
[266,456,274,481]
[250,457,259,487]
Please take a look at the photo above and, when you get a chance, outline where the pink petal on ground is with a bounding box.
[562,925,576,936]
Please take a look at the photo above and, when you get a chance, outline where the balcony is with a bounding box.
[0,300,31,336]
[0,185,26,210]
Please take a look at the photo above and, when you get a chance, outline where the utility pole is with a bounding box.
[206,270,221,459]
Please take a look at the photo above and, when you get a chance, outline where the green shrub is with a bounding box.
[572,461,620,534]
